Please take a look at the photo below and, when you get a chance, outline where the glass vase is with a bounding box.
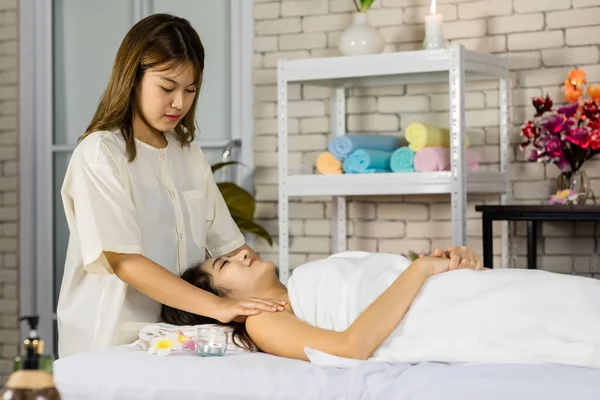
[556,170,590,205]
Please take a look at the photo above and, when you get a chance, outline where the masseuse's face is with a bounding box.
[135,62,198,133]
[202,250,276,299]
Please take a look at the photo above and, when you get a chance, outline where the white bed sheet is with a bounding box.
[53,346,600,400]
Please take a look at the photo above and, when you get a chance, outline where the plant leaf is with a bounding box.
[211,161,240,173]
[360,0,375,12]
[217,182,255,221]
[233,216,273,246]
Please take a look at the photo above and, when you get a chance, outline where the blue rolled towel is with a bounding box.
[390,147,416,172]
[342,149,393,174]
[328,134,402,161]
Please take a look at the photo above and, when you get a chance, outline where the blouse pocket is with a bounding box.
[183,190,209,248]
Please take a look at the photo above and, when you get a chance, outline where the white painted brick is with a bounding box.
[508,31,564,51]
[0,101,16,115]
[542,46,600,67]
[514,0,571,12]
[431,92,485,111]
[254,102,276,119]
[451,35,506,53]
[520,67,571,88]
[1,10,16,26]
[382,0,429,6]
[330,0,357,12]
[465,110,499,128]
[354,221,405,238]
[0,238,16,251]
[574,0,600,7]
[2,191,16,206]
[378,203,429,220]
[302,14,351,33]
[0,0,16,10]
[443,20,487,40]
[458,0,512,19]
[303,85,331,100]
[288,134,327,151]
[282,0,329,17]
[253,68,277,85]
[400,112,449,130]
[566,26,600,46]
[254,168,278,186]
[0,177,16,191]
[253,54,263,68]
[507,52,542,70]
[347,114,399,131]
[488,14,544,34]
[253,37,278,53]
[509,162,546,181]
[300,117,329,134]
[348,202,377,219]
[305,220,331,236]
[379,239,431,255]
[291,237,330,253]
[406,221,452,238]
[280,33,327,50]
[254,117,299,135]
[542,223,574,237]
[547,8,600,29]
[255,84,300,102]
[255,219,303,236]
[366,8,404,27]
[254,2,280,19]
[351,86,406,97]
[254,185,278,201]
[348,238,378,252]
[255,18,301,36]
[380,26,425,44]
[289,202,324,219]
[404,5,457,24]
[430,201,482,220]
[0,56,16,70]
[253,136,277,152]
[0,86,16,100]
[0,26,16,40]
[0,42,16,55]
[0,70,16,85]
[513,180,552,200]
[2,161,17,176]
[378,96,430,113]
[288,100,325,117]
[540,255,573,274]
[346,96,377,114]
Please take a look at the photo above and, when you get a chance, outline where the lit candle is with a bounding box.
[423,0,446,50]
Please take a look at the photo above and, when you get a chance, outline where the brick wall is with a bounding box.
[252,0,600,278]
[0,0,18,382]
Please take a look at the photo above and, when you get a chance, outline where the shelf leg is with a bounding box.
[278,60,290,284]
[499,70,511,268]
[332,196,347,254]
[449,44,467,246]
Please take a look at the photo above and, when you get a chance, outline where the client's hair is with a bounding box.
[160,264,256,352]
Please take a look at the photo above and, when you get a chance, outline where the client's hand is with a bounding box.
[217,297,287,323]
[432,246,484,270]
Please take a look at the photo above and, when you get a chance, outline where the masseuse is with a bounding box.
[56,14,285,358]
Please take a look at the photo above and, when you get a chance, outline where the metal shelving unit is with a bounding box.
[277,45,511,283]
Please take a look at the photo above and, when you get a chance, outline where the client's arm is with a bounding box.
[246,256,449,361]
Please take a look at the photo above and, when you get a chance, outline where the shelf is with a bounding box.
[278,46,508,88]
[283,171,507,197]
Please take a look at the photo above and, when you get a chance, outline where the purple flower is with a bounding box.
[545,137,563,157]
[567,127,589,144]
[558,102,578,119]
[555,155,571,171]
[527,149,541,162]
[542,114,566,134]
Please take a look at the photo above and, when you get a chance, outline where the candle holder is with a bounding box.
[423,0,447,50]
[195,327,228,357]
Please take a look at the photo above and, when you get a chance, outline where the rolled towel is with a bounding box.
[390,147,416,172]
[316,151,343,175]
[342,149,393,174]
[328,133,402,161]
[405,123,471,152]
[414,147,481,172]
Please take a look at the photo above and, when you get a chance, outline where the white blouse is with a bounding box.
[56,130,245,358]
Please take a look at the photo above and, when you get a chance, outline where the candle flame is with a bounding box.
[430,0,437,14]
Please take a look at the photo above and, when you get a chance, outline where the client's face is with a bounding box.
[201,249,276,299]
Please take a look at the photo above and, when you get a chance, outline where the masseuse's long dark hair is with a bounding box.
[160,265,256,352]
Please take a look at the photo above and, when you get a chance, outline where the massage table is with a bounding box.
[53,345,600,399]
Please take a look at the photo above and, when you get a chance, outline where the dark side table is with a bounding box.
[475,205,600,269]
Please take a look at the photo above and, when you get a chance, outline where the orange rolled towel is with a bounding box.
[316,151,343,174]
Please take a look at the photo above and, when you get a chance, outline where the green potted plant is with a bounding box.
[211,161,273,246]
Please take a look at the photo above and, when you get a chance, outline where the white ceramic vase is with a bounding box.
[338,12,385,56]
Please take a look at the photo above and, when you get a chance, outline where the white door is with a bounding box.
[19,0,254,357]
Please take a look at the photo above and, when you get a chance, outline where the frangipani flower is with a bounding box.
[148,333,184,356]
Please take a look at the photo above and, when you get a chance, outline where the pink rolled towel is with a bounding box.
[414,147,481,172]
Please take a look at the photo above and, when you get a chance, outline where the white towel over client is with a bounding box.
[287,251,600,368]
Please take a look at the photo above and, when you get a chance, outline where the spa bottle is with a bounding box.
[0,315,61,400]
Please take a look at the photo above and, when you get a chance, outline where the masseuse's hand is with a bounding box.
[432,246,484,271]
[217,297,286,323]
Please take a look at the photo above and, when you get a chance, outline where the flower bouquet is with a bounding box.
[520,69,599,204]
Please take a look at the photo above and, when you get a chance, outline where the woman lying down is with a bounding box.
[161,248,600,369]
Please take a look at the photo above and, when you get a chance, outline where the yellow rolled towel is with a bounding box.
[316,151,343,174]
[405,123,470,152]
